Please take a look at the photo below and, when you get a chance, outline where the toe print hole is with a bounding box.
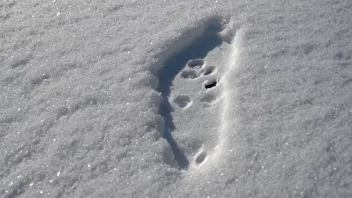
[187,59,204,68]
[180,70,198,79]
[173,95,191,108]
[203,66,216,76]
[204,79,217,89]
[201,94,217,104]
[195,151,207,165]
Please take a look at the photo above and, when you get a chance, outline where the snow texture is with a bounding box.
[1,0,352,197]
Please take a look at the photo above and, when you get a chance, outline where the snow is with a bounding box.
[1,0,352,197]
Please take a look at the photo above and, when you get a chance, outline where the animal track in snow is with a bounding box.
[156,17,238,170]
[194,149,207,165]
[173,95,191,108]
[202,65,216,76]
[180,70,200,79]
[200,93,218,104]
[204,78,218,89]
[187,59,204,68]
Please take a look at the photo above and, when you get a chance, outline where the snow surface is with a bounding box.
[1,0,352,197]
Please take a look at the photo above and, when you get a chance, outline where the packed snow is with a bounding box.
[1,0,352,197]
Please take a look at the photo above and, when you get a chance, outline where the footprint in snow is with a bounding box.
[156,18,237,170]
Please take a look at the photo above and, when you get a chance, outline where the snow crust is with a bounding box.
[1,0,352,197]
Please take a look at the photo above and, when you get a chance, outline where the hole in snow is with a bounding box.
[195,151,207,164]
[187,59,204,68]
[203,66,216,76]
[204,79,217,89]
[180,70,199,79]
[201,93,217,104]
[173,95,191,108]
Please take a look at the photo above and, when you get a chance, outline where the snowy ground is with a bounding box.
[1,0,352,197]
